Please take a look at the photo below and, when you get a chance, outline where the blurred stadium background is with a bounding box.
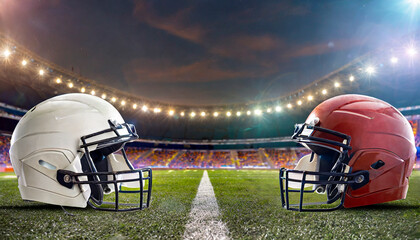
[0,32,419,172]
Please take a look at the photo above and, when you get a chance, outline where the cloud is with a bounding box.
[133,0,207,44]
[210,34,285,62]
[230,1,310,24]
[124,59,255,83]
[286,38,367,58]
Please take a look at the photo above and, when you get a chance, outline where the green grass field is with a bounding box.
[0,170,419,239]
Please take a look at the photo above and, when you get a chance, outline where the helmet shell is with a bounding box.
[10,93,127,207]
[306,94,416,208]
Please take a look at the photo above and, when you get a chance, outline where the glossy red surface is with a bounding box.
[305,94,416,208]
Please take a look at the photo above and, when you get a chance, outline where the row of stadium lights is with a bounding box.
[1,45,418,118]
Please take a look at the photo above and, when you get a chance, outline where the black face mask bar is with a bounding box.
[57,120,152,211]
[279,123,369,212]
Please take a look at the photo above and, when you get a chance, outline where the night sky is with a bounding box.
[0,0,418,105]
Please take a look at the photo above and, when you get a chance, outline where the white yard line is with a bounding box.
[183,170,230,240]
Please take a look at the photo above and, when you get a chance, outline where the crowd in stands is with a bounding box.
[205,151,234,168]
[265,148,311,169]
[169,151,206,168]
[126,149,178,168]
[237,150,268,168]
[0,135,418,170]
[0,135,12,169]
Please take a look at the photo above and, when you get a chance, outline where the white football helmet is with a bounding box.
[9,93,152,211]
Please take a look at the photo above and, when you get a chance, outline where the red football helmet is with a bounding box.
[279,94,416,211]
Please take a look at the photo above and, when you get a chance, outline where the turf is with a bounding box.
[0,170,203,239]
[0,169,419,239]
[209,169,420,240]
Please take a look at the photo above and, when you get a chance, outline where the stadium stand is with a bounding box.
[236,149,270,169]
[264,148,311,169]
[0,135,13,172]
[0,136,418,171]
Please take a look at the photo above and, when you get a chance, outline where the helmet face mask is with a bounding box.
[10,94,152,211]
[57,120,152,211]
[280,94,415,212]
[280,122,369,212]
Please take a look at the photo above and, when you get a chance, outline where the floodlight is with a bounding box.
[390,57,398,64]
[365,66,375,75]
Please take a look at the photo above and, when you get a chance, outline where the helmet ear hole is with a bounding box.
[38,160,57,170]
[370,160,385,169]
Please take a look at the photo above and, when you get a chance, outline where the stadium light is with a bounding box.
[226,111,231,117]
[407,47,417,57]
[254,109,262,116]
[142,105,148,111]
[334,82,341,88]
[287,103,292,109]
[55,78,62,84]
[322,89,327,95]
[214,112,219,117]
[80,87,86,93]
[236,111,241,116]
[39,69,45,76]
[3,49,11,58]
[275,106,282,112]
[266,108,272,113]
[407,0,420,8]
[349,75,355,81]
[201,112,206,117]
[297,100,302,106]
[112,97,117,103]
[133,104,137,109]
[246,110,251,116]
[191,112,196,118]
[90,90,95,95]
[68,82,74,88]
[121,100,126,106]
[365,66,375,75]
[153,107,161,113]
[21,59,27,66]
[180,112,185,117]
[168,110,174,116]
[101,93,106,99]
[307,95,313,101]
[390,57,399,64]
